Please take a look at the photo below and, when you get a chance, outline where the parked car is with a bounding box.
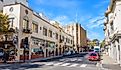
[63,51,71,56]
[87,52,100,61]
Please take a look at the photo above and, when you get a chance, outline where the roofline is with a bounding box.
[4,3,33,11]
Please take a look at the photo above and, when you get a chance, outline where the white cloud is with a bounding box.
[53,15,72,25]
[94,0,109,8]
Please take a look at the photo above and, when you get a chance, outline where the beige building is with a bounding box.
[0,0,28,11]
[64,23,87,53]
[0,3,73,62]
[104,0,121,65]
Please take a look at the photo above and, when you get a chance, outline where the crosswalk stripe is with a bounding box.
[80,64,87,67]
[54,62,63,66]
[45,62,54,65]
[60,63,71,66]
[68,64,79,67]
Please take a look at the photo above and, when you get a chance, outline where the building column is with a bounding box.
[43,48,46,58]
[108,45,111,57]
[115,40,120,63]
[29,42,32,60]
[110,42,114,59]
[119,38,121,65]
[16,38,20,62]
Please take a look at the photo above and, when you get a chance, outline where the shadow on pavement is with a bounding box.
[0,63,45,70]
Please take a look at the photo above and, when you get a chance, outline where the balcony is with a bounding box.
[104,18,108,26]
[0,28,15,34]
[22,28,32,34]
[103,26,107,31]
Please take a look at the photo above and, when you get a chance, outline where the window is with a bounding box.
[55,33,58,39]
[62,36,64,41]
[32,23,38,33]
[43,27,47,36]
[40,27,41,30]
[9,18,14,28]
[23,19,29,29]
[49,30,52,37]
[0,0,3,2]
[66,38,68,42]
[71,40,72,44]
[110,22,114,33]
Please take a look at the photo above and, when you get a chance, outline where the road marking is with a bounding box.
[77,59,82,61]
[54,62,63,66]
[59,59,65,61]
[80,64,87,67]
[68,64,79,67]
[45,62,54,66]
[60,63,71,66]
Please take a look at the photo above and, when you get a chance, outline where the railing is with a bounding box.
[22,28,32,34]
[0,34,13,41]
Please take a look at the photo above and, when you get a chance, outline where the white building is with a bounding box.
[2,3,73,61]
[0,0,28,11]
[104,0,121,65]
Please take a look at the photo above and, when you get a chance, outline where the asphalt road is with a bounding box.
[0,53,104,70]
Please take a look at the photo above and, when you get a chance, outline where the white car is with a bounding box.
[64,51,71,55]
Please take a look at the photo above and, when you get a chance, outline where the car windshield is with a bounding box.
[95,48,99,51]
[90,53,97,56]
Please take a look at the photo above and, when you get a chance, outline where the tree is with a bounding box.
[0,13,9,33]
[92,39,100,46]
[100,40,105,48]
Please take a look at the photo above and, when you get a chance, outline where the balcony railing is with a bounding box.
[22,28,32,34]
[0,35,13,41]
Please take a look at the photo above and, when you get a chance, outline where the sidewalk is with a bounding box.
[101,52,121,70]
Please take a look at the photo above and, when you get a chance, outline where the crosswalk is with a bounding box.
[42,62,96,68]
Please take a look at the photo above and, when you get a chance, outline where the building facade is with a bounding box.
[64,23,87,53]
[1,3,73,62]
[0,0,28,11]
[104,0,121,65]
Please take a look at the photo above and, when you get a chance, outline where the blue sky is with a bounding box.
[28,0,110,41]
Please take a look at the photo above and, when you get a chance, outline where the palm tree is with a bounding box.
[0,13,10,63]
[0,13,9,33]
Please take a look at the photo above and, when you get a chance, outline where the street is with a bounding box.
[0,53,104,70]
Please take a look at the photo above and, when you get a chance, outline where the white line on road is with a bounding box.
[60,63,71,66]
[45,62,54,66]
[68,64,79,67]
[80,64,87,67]
[54,62,63,66]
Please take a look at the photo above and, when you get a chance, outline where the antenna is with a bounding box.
[76,11,78,23]
[75,9,79,23]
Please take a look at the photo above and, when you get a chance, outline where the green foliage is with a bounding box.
[100,40,105,48]
[0,13,9,33]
